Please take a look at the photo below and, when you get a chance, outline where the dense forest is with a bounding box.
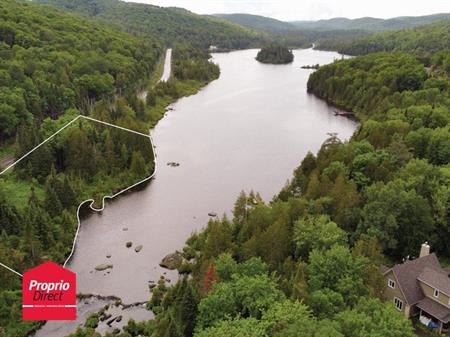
[291,13,450,31]
[36,0,264,50]
[0,0,162,141]
[327,20,450,57]
[256,45,294,64]
[217,12,450,34]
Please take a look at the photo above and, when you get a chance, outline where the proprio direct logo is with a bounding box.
[22,261,76,320]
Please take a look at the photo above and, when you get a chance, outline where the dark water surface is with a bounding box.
[39,49,357,335]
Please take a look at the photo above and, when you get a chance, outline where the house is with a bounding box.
[383,243,450,334]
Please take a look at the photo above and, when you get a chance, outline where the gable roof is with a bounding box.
[386,253,441,305]
[418,267,450,296]
[416,297,450,323]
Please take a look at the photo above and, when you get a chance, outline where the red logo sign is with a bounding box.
[22,261,76,320]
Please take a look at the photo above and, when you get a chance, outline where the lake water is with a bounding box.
[36,48,357,335]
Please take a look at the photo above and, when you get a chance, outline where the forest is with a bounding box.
[36,0,264,50]
[256,45,294,64]
[0,0,162,141]
[321,20,450,57]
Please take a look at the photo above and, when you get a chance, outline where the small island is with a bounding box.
[256,45,294,64]
[301,64,320,69]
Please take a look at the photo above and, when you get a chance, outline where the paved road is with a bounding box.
[160,48,172,82]
[138,48,172,101]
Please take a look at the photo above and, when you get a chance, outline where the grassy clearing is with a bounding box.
[0,177,45,211]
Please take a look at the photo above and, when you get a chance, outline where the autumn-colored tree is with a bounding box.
[203,263,219,293]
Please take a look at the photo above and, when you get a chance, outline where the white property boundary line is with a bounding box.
[0,115,158,275]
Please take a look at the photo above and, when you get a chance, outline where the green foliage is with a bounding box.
[256,45,294,64]
[0,0,162,140]
[338,20,450,57]
[194,317,266,337]
[37,0,262,50]
[0,291,41,337]
[307,245,368,306]
[197,274,285,329]
[336,299,416,337]
[294,215,347,258]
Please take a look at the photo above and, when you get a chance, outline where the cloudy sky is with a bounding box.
[125,0,450,21]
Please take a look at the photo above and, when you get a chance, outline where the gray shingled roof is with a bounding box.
[416,297,450,323]
[418,267,450,296]
[390,253,441,304]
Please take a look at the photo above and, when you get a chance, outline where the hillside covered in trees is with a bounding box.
[0,0,162,141]
[256,45,294,64]
[291,13,450,31]
[36,0,264,50]
[330,20,450,56]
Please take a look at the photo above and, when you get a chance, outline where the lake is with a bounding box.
[36,48,357,335]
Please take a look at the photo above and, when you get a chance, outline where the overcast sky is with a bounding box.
[125,0,450,21]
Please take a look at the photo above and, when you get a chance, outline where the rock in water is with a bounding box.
[160,252,183,270]
[95,264,113,271]
[126,241,132,248]
[135,245,143,253]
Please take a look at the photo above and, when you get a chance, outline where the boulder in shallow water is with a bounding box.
[159,252,183,270]
[95,264,113,271]
[135,245,143,253]
[126,241,132,248]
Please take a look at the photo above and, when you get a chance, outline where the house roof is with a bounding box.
[418,267,450,297]
[416,297,450,323]
[388,253,441,305]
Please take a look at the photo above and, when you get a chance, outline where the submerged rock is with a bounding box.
[100,313,112,322]
[95,264,113,271]
[160,252,183,270]
[135,245,143,253]
[126,241,132,248]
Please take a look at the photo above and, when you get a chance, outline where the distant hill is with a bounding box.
[337,20,450,56]
[215,12,450,34]
[36,0,264,49]
[291,13,450,31]
[215,13,298,33]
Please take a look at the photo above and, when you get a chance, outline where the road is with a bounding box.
[160,48,172,82]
